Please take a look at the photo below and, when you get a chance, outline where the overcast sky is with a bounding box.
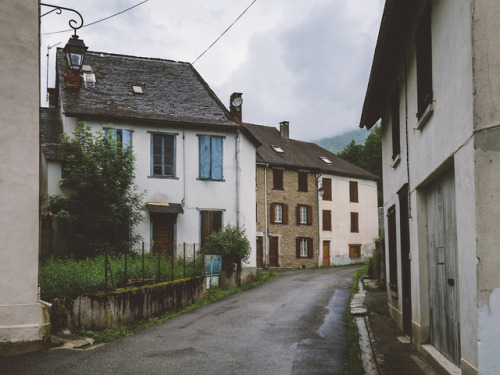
[40,0,384,141]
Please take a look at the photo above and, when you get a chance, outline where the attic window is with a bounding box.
[132,85,143,94]
[83,73,96,88]
[320,156,332,164]
[272,145,284,153]
[81,65,92,73]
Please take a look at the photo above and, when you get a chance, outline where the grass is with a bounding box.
[346,263,368,375]
[39,254,204,295]
[76,270,277,343]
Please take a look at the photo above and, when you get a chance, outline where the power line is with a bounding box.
[41,0,150,35]
[192,0,258,65]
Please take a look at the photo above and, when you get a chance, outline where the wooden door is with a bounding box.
[256,237,263,268]
[322,241,330,266]
[269,237,279,267]
[426,168,460,365]
[398,184,412,336]
[152,214,175,256]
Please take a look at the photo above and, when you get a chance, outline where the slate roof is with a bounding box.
[56,49,239,128]
[40,108,63,161]
[243,123,379,181]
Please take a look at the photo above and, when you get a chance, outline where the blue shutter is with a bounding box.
[105,128,117,144]
[122,130,132,149]
[199,135,211,179]
[211,137,223,180]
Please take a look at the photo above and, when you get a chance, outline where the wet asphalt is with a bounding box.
[0,265,362,375]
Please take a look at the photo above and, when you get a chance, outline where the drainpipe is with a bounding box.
[316,173,322,267]
[182,129,186,208]
[235,129,241,228]
[404,52,411,218]
[264,163,269,267]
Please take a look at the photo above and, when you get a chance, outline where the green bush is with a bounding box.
[203,225,251,272]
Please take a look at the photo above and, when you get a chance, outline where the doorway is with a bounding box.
[152,213,175,256]
[256,237,263,268]
[269,236,279,267]
[322,241,330,266]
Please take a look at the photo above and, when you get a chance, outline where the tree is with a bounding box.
[203,225,251,273]
[49,123,145,257]
[338,124,383,206]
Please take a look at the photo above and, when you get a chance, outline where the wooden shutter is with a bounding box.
[122,130,132,148]
[322,178,332,201]
[296,237,301,258]
[351,212,359,232]
[199,135,211,179]
[283,204,288,224]
[296,205,300,225]
[307,237,313,258]
[298,172,308,192]
[323,210,332,231]
[211,137,223,180]
[350,181,358,202]
[273,169,283,190]
[270,203,276,224]
[307,205,313,225]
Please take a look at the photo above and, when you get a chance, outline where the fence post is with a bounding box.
[193,243,196,275]
[142,241,145,282]
[183,243,186,279]
[171,249,174,281]
[158,247,161,282]
[124,250,128,287]
[105,247,108,291]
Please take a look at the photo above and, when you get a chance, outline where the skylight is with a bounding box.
[272,145,284,153]
[320,156,332,164]
[132,85,143,94]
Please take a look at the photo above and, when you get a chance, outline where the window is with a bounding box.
[200,210,223,250]
[416,2,433,119]
[151,133,175,177]
[349,181,359,203]
[273,169,283,190]
[199,135,223,180]
[298,171,308,192]
[271,145,284,153]
[296,237,313,258]
[322,210,332,231]
[350,212,359,233]
[322,178,332,201]
[320,156,332,164]
[349,245,361,258]
[297,205,312,225]
[391,87,401,160]
[270,203,288,224]
[105,128,132,149]
[387,205,398,292]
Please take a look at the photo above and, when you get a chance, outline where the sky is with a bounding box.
[40,0,384,141]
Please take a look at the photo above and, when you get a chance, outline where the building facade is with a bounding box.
[360,1,500,373]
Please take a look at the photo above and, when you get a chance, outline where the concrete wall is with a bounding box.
[0,2,50,342]
[50,117,256,269]
[48,277,207,331]
[318,175,378,266]
[471,2,500,372]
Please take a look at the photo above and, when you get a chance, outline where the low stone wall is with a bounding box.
[47,277,206,331]
[220,267,257,289]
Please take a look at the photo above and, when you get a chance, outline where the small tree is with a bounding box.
[203,225,251,273]
[49,123,145,257]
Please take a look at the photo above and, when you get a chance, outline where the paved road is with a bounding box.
[0,266,361,375]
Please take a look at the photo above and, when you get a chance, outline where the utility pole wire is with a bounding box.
[42,0,150,35]
[192,0,258,65]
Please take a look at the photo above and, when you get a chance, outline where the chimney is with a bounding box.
[230,92,243,123]
[280,121,289,140]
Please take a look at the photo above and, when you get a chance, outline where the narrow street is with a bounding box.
[0,266,361,375]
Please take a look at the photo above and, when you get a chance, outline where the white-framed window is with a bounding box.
[274,204,283,223]
[299,238,308,257]
[299,205,307,224]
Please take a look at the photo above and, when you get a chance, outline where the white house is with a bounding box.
[41,50,257,279]
[360,0,500,373]
[0,1,50,343]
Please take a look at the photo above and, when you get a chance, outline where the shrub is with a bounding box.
[203,225,251,272]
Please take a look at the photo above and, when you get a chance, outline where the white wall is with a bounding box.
[319,175,378,265]
[55,118,256,268]
[0,1,50,342]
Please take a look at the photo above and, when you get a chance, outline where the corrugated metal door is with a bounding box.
[426,168,460,365]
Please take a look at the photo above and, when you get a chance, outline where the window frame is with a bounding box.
[387,205,398,292]
[391,87,401,161]
[150,132,176,178]
[104,128,133,149]
[349,181,359,203]
[270,203,288,224]
[349,244,361,258]
[298,171,308,192]
[322,210,332,231]
[296,237,313,258]
[322,178,332,201]
[415,2,433,120]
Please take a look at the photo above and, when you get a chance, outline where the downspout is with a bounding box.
[264,163,269,267]
[182,129,186,208]
[235,129,241,228]
[316,173,322,267]
[404,52,411,218]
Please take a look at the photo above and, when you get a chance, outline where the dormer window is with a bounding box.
[272,145,284,153]
[320,156,332,164]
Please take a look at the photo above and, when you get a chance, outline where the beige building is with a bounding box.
[245,122,379,269]
[0,2,50,342]
[360,0,500,373]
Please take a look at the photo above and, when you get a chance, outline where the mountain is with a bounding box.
[313,128,369,155]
